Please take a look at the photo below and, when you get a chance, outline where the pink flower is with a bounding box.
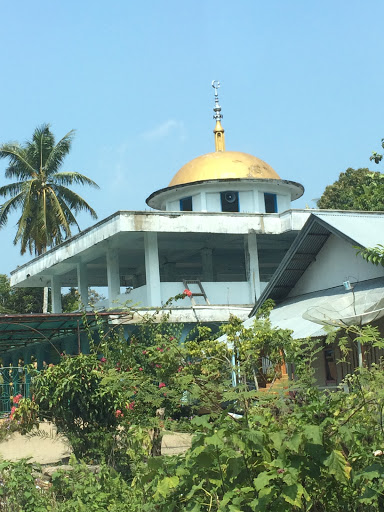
[159,382,166,388]
[156,364,161,368]
[13,394,22,404]
[115,409,123,418]
[139,367,143,371]
[128,401,135,410]
[100,357,107,363]
[183,289,193,297]
[142,350,148,355]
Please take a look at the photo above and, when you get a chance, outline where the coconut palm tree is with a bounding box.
[0,124,99,311]
[0,124,99,255]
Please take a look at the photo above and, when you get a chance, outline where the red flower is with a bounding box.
[183,289,193,297]
[156,364,161,368]
[127,401,135,410]
[100,357,107,363]
[115,409,123,418]
[142,350,148,355]
[13,394,22,404]
[159,382,166,388]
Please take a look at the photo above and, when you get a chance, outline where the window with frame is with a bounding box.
[264,193,277,213]
[180,196,193,211]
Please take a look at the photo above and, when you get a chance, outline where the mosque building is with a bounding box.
[9,82,311,326]
[4,82,384,390]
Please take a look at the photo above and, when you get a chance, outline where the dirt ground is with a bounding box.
[0,423,192,464]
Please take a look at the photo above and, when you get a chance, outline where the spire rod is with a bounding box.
[212,80,223,121]
[211,80,225,152]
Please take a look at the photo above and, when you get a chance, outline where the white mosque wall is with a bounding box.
[104,280,269,309]
[164,181,293,213]
[288,234,384,298]
[206,192,221,211]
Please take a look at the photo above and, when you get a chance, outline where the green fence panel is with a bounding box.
[0,367,31,415]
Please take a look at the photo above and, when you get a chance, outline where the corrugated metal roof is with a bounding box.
[312,211,384,248]
[251,211,384,316]
[0,312,117,354]
[248,278,384,339]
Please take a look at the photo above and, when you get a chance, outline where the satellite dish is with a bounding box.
[303,289,384,328]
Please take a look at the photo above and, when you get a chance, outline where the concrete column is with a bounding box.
[200,192,207,212]
[35,345,46,370]
[51,275,62,313]
[2,353,11,367]
[10,351,20,367]
[77,262,89,309]
[144,232,161,307]
[107,248,120,308]
[245,233,261,303]
[201,248,213,281]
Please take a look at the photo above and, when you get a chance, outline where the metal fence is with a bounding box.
[0,367,31,415]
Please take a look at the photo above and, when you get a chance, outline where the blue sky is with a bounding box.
[1,0,384,275]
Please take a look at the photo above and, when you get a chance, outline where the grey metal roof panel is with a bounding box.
[251,211,384,317]
[247,277,384,339]
[312,211,384,248]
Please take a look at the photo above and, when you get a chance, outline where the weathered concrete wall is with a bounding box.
[289,234,384,297]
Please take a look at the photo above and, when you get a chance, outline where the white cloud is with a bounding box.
[141,119,184,140]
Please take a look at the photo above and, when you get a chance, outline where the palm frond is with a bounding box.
[45,188,71,239]
[0,125,98,255]
[0,192,26,228]
[50,171,99,188]
[44,129,75,175]
[29,124,55,173]
[55,196,80,231]
[0,181,27,197]
[0,144,36,179]
[51,184,98,219]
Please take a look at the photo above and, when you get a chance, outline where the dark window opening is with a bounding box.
[264,193,277,213]
[324,348,337,383]
[180,196,193,211]
[221,191,239,212]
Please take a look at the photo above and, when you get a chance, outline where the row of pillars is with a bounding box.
[49,232,261,314]
[3,333,90,370]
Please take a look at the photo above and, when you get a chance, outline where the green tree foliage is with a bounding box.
[370,137,384,165]
[317,168,384,211]
[358,244,384,268]
[0,275,105,314]
[10,305,384,510]
[0,124,99,255]
[61,287,105,312]
[0,274,43,313]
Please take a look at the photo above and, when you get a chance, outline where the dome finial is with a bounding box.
[212,80,225,152]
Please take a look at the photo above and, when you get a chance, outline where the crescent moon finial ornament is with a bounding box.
[212,80,223,121]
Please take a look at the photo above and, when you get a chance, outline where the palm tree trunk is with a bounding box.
[41,247,49,314]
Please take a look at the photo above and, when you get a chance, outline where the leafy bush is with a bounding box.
[16,307,384,510]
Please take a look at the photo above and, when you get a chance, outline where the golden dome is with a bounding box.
[168,151,281,187]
